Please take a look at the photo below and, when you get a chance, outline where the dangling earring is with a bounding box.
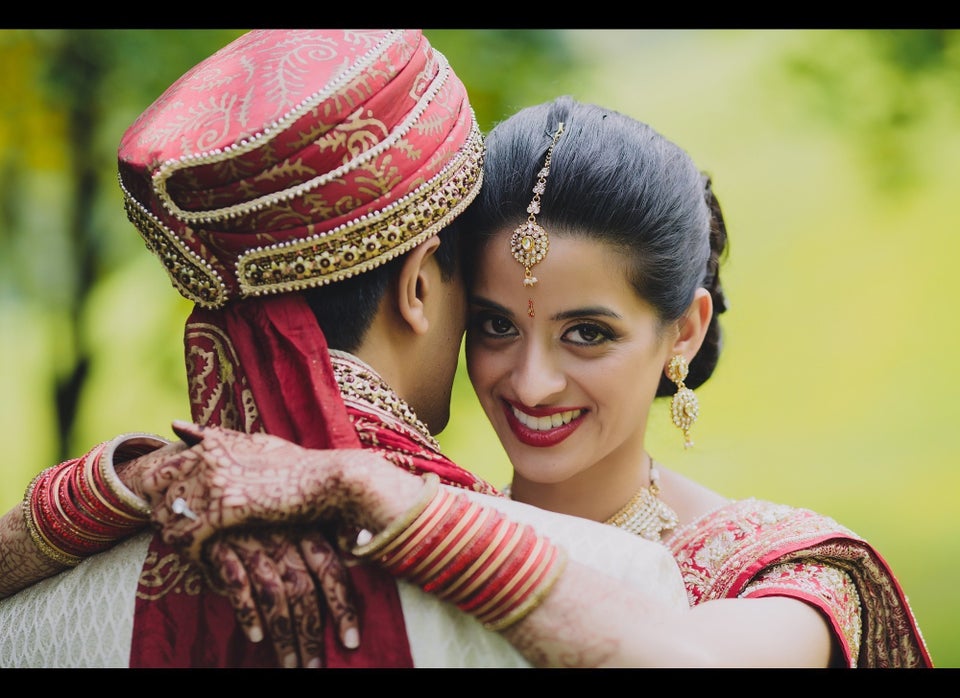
[667,354,698,449]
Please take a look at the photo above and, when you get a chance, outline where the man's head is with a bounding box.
[118,29,481,308]
[116,29,482,435]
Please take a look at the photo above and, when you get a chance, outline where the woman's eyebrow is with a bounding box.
[552,307,622,322]
[469,295,515,318]
[470,296,622,323]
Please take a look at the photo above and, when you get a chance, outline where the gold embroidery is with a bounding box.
[184,322,260,432]
[135,549,206,601]
[330,350,439,450]
[236,128,482,299]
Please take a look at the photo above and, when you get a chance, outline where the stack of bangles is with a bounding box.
[351,473,567,632]
[22,434,160,567]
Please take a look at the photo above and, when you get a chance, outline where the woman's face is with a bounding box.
[466,229,674,488]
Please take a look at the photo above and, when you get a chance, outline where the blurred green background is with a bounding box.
[1,29,956,666]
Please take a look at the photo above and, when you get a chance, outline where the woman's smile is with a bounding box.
[503,399,586,446]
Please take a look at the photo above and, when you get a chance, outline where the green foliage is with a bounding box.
[425,30,586,130]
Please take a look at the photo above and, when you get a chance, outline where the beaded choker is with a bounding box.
[603,463,680,542]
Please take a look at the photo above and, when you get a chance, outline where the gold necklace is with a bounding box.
[604,462,679,542]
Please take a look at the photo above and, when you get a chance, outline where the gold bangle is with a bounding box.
[473,534,549,619]
[351,472,440,558]
[98,433,162,518]
[447,523,524,603]
[441,518,513,602]
[408,503,493,582]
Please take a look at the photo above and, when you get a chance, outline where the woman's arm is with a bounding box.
[0,434,166,599]
[0,503,67,598]
[0,434,360,668]
[144,422,836,668]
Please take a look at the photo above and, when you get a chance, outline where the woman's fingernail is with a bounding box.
[344,628,360,649]
[249,627,263,643]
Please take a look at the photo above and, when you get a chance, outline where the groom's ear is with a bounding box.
[395,235,442,335]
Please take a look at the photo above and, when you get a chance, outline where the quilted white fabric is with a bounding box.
[0,532,152,667]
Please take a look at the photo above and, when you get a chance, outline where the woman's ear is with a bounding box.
[671,287,713,361]
[395,235,442,335]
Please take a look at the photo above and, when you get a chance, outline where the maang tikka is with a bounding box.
[511,123,565,288]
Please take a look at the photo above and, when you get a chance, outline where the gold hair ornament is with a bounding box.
[667,354,699,449]
[510,122,564,287]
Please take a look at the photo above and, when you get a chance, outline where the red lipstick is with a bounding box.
[502,400,585,448]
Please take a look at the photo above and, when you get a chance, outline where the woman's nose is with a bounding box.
[511,343,566,407]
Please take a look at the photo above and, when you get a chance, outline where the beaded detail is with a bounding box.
[122,193,228,308]
[117,30,483,310]
[236,128,483,299]
[603,464,680,541]
[330,350,440,451]
[122,124,483,308]
[510,122,563,287]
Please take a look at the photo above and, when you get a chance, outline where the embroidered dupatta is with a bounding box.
[665,498,932,668]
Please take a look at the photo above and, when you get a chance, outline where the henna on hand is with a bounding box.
[143,423,339,560]
[300,529,360,650]
[202,527,362,668]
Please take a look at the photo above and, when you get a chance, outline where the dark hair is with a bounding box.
[304,225,461,351]
[456,95,729,393]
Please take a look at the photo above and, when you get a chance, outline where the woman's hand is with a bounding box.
[140,420,429,560]
[139,421,349,560]
[132,420,433,665]
[128,422,366,665]
[204,527,360,668]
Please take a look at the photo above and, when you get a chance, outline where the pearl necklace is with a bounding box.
[603,463,679,542]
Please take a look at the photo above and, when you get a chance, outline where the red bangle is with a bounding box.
[380,489,464,576]
[471,531,550,618]
[23,465,84,566]
[420,505,498,593]
[354,485,567,633]
[453,521,528,610]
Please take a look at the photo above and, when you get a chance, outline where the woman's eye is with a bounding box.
[564,323,612,346]
[475,314,517,337]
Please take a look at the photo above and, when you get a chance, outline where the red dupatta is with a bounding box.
[665,498,933,668]
[129,295,415,667]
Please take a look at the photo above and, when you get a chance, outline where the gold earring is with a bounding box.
[667,354,698,449]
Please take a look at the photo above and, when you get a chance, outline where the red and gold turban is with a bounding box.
[119,30,488,668]
[119,29,483,308]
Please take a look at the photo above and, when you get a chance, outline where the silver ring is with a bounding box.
[171,497,199,521]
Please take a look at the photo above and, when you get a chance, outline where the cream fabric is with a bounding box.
[0,533,151,667]
[0,489,687,668]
